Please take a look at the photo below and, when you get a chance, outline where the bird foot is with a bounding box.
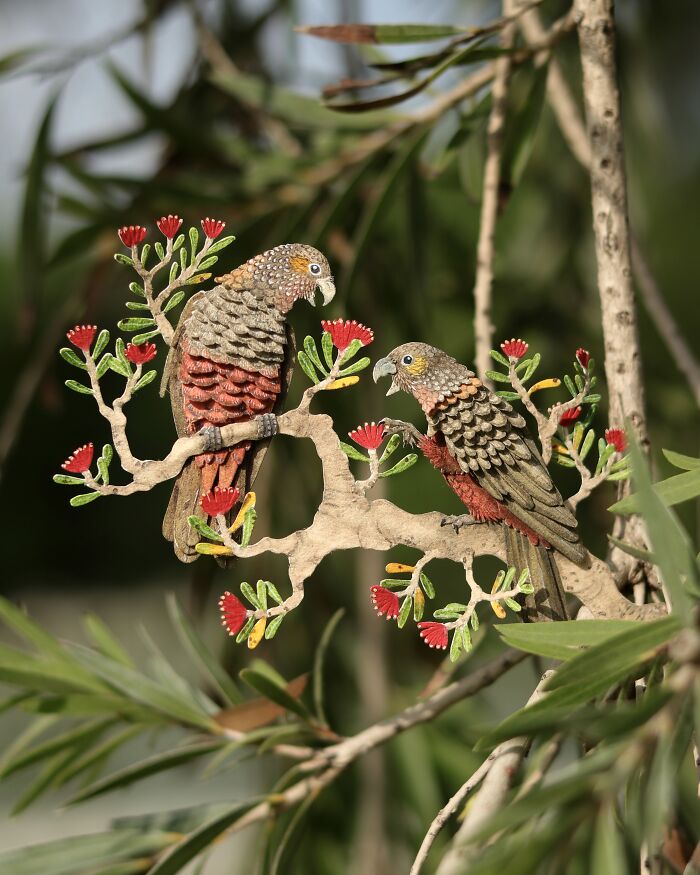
[441,514,477,534]
[381,418,422,447]
[255,413,278,439]
[199,426,223,453]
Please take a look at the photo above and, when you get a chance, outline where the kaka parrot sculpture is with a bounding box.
[161,243,335,562]
[373,343,589,621]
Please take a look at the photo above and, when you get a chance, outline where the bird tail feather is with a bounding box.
[503,528,568,622]
[162,460,204,563]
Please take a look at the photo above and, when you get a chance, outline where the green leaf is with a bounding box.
[53,474,84,486]
[198,256,219,271]
[129,281,145,297]
[236,616,256,644]
[579,428,595,462]
[496,390,520,401]
[132,329,160,344]
[256,580,268,611]
[462,626,473,651]
[297,350,319,384]
[379,433,400,464]
[489,349,510,367]
[552,452,576,467]
[65,379,93,395]
[109,356,131,378]
[166,595,241,705]
[240,668,309,720]
[189,227,199,263]
[83,614,133,667]
[420,572,435,599]
[163,290,185,313]
[70,492,101,507]
[546,616,682,692]
[413,593,425,622]
[662,448,700,470]
[241,508,256,547]
[146,800,259,875]
[312,608,345,726]
[93,329,110,359]
[265,615,285,640]
[398,596,412,629]
[337,356,371,377]
[339,441,368,462]
[379,453,417,478]
[485,369,510,383]
[67,741,223,805]
[303,336,327,374]
[495,620,645,661]
[606,536,655,563]
[321,331,334,369]
[133,369,157,392]
[611,466,700,513]
[522,353,541,382]
[265,581,284,605]
[449,629,462,662]
[505,597,522,612]
[298,23,472,44]
[95,354,113,379]
[187,515,223,542]
[240,582,262,610]
[206,234,236,254]
[168,261,179,285]
[117,317,156,331]
[114,253,134,266]
[59,347,87,369]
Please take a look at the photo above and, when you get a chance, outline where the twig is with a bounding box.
[434,672,554,875]
[472,0,516,384]
[564,431,618,510]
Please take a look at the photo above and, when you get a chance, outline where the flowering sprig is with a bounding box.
[114,216,235,347]
[373,553,530,660]
[341,421,418,492]
[54,442,114,506]
[218,579,287,647]
[297,320,374,395]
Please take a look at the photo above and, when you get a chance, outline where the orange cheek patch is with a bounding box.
[289,255,310,273]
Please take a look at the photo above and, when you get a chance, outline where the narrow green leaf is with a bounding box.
[241,508,256,547]
[93,329,110,359]
[236,616,256,644]
[339,441,369,462]
[489,349,510,367]
[129,281,145,297]
[59,347,87,369]
[240,668,309,720]
[168,261,179,284]
[133,369,157,392]
[449,629,462,662]
[495,390,520,401]
[256,580,268,611]
[187,515,223,542]
[240,582,262,610]
[117,317,156,331]
[114,253,133,266]
[65,379,93,395]
[207,234,236,254]
[610,466,700,513]
[163,290,185,313]
[321,331,334,368]
[300,22,471,44]
[420,572,435,599]
[495,619,644,661]
[198,255,219,271]
[485,369,510,383]
[662,448,700,470]
[379,433,400,464]
[337,356,371,377]
[303,335,326,374]
[53,473,84,485]
[297,350,319,384]
[84,614,133,667]
[312,608,345,726]
[0,717,113,779]
[505,598,522,612]
[265,582,284,605]
[70,492,100,506]
[379,453,417,478]
[131,328,160,344]
[398,596,412,629]
[265,615,285,640]
[95,354,113,379]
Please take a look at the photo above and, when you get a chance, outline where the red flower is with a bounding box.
[558,406,582,427]
[61,442,94,474]
[500,338,528,360]
[125,342,157,365]
[349,421,386,450]
[605,427,627,453]
[66,324,97,352]
[417,622,448,650]
[118,225,147,247]
[201,486,240,516]
[576,348,590,369]
[321,319,374,351]
[201,217,226,239]
[219,591,248,637]
[156,215,183,239]
[370,586,399,620]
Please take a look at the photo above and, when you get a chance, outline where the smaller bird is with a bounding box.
[373,342,589,621]
[161,243,335,562]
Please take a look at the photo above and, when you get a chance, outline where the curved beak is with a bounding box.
[313,277,336,306]
[373,357,399,396]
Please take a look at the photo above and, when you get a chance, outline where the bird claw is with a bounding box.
[199,426,223,453]
[381,418,422,447]
[255,413,278,440]
[441,514,476,534]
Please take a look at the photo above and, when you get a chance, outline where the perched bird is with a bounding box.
[373,342,589,621]
[161,243,335,562]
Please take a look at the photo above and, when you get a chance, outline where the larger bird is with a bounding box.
[373,343,589,621]
[162,243,335,562]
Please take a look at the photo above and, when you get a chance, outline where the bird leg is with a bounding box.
[255,413,278,439]
[198,426,223,453]
[441,514,478,534]
[381,418,423,447]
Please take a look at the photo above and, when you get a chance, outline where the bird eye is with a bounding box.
[402,354,413,365]
[309,263,321,275]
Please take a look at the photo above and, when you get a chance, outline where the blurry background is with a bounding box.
[0,0,699,870]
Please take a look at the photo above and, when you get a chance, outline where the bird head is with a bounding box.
[258,243,335,313]
[373,342,468,413]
